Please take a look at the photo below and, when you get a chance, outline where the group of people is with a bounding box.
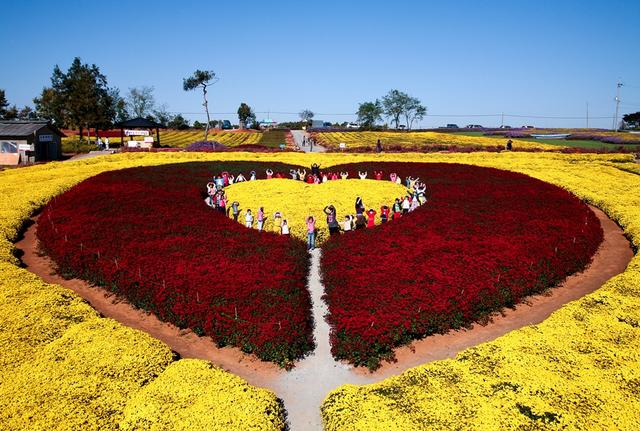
[204,165,429,251]
[96,137,110,150]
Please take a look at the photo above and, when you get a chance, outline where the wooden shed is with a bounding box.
[0,121,65,165]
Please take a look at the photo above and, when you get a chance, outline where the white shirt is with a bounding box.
[343,220,352,231]
[245,213,254,223]
[402,199,411,209]
[281,224,290,234]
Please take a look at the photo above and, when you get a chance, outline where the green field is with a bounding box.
[450,131,638,150]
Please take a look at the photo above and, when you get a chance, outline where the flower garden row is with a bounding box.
[310,131,563,152]
[1,151,639,429]
[62,129,263,148]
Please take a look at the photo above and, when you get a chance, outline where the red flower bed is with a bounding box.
[37,162,313,366]
[321,162,603,369]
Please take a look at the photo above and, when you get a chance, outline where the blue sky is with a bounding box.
[1,0,639,128]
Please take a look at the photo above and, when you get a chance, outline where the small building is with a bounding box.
[0,121,64,165]
[118,117,165,148]
[259,118,277,129]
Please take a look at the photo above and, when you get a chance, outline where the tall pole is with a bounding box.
[586,102,589,128]
[500,112,504,128]
[614,80,623,132]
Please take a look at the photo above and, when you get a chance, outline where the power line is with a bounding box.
[168,110,615,119]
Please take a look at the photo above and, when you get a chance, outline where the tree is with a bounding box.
[622,111,640,129]
[299,109,314,122]
[356,99,384,128]
[33,57,115,138]
[382,89,410,129]
[237,102,255,129]
[381,89,426,130]
[127,86,155,118]
[0,89,8,119]
[168,114,190,130]
[183,69,218,141]
[153,104,172,127]
[3,105,18,120]
[33,87,62,124]
[109,88,128,124]
[17,106,37,120]
[192,120,205,129]
[403,97,427,130]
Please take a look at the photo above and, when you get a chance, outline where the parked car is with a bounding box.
[221,120,232,130]
[465,124,483,129]
[499,125,512,129]
[522,125,535,129]
[346,122,359,129]
[445,123,460,128]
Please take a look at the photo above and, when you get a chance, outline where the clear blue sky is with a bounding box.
[1,0,639,128]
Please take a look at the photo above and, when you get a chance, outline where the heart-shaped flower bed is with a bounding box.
[36,161,603,369]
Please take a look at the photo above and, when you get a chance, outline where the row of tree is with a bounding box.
[294,90,427,129]
[0,57,219,139]
[357,90,427,129]
[0,89,38,121]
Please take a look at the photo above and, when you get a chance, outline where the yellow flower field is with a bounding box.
[312,130,563,151]
[224,179,407,243]
[62,129,262,148]
[1,151,639,429]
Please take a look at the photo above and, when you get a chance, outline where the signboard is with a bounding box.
[39,134,53,142]
[125,130,149,136]
[143,136,154,143]
[18,143,35,151]
[339,142,347,149]
[127,141,139,148]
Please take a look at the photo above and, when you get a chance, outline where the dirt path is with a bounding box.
[15,206,632,431]
[65,150,116,161]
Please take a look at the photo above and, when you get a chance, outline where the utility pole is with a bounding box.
[500,112,504,128]
[614,80,623,132]
[586,102,589,128]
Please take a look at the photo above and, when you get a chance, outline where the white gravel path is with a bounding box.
[291,129,326,153]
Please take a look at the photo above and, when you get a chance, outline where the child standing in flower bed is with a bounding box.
[306,216,316,250]
[273,211,283,233]
[281,219,290,236]
[257,207,265,232]
[245,209,253,228]
[231,201,240,221]
[366,209,377,228]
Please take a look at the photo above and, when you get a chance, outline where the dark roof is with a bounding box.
[0,120,66,137]
[119,117,165,129]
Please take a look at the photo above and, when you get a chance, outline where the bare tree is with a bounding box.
[183,70,218,140]
[126,86,155,118]
[299,109,314,122]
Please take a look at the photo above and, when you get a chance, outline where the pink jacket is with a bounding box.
[306,219,315,233]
